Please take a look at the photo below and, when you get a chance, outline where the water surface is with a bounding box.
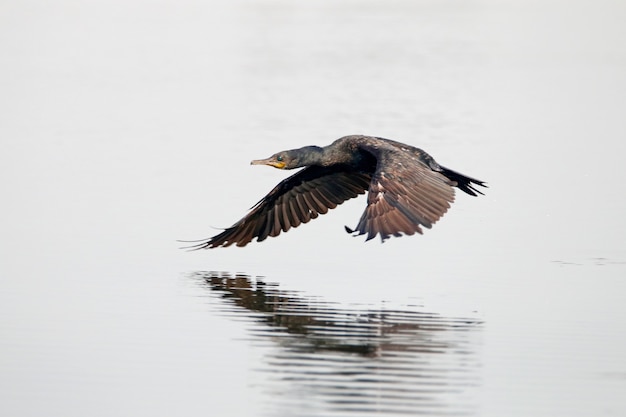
[198,272,481,415]
[1,1,626,416]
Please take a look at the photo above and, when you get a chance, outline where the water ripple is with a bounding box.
[193,271,482,416]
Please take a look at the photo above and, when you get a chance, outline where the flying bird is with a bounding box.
[187,135,486,249]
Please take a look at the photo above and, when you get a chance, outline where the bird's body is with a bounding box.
[189,135,486,249]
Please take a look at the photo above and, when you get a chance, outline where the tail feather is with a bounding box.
[439,165,487,196]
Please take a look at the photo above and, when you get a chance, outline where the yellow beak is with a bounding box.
[251,158,286,169]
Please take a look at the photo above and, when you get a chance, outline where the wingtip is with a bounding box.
[177,238,213,251]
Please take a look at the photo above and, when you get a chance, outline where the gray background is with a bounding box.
[2,0,625,416]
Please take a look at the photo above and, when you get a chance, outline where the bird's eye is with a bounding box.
[277,156,283,162]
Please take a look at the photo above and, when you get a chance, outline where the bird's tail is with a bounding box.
[439,165,487,196]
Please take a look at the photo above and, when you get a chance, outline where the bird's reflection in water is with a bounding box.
[194,271,482,416]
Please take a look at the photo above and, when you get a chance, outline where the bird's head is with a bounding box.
[251,146,323,170]
[250,151,292,169]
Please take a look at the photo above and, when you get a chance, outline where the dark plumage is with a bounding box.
[187,135,486,249]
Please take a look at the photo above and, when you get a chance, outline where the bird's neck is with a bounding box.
[294,146,326,167]
[318,143,359,167]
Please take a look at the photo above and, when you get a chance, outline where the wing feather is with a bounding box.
[347,142,456,242]
[189,165,371,248]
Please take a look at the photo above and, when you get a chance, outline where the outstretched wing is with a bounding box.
[189,165,371,249]
[347,145,456,242]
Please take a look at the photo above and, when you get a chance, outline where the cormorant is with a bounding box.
[188,135,486,249]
